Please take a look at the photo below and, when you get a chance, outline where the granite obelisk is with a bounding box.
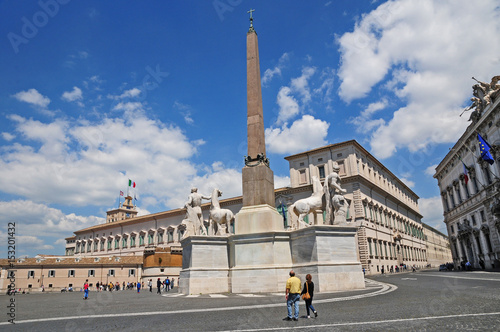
[235,10,283,234]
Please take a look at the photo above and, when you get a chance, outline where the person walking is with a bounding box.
[149,279,152,292]
[83,279,89,300]
[137,281,141,293]
[283,270,301,321]
[301,274,318,318]
[157,278,162,294]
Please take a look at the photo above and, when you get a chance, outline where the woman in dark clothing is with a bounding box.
[301,274,318,318]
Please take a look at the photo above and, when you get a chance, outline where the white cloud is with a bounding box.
[274,175,290,188]
[349,99,388,133]
[400,177,415,188]
[61,86,83,103]
[291,67,316,104]
[12,89,50,108]
[2,132,15,141]
[108,88,142,100]
[313,68,336,106]
[337,0,500,159]
[266,115,330,154]
[425,164,438,176]
[419,196,446,233]
[112,101,144,112]
[173,101,194,125]
[0,200,103,256]
[276,87,300,125]
[0,112,203,208]
[262,52,289,86]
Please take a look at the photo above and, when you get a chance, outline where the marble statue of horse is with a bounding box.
[290,176,324,229]
[209,188,235,236]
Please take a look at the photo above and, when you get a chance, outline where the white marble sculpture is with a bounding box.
[208,188,235,236]
[324,162,348,225]
[183,187,211,236]
[290,176,324,229]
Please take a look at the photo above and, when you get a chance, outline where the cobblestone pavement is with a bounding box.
[1,269,499,331]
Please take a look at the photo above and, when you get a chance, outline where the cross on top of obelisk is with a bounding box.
[247,8,255,32]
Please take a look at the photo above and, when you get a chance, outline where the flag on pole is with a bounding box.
[462,162,469,185]
[478,133,495,165]
[128,179,136,188]
[120,191,124,196]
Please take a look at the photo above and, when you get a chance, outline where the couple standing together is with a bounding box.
[284,270,318,321]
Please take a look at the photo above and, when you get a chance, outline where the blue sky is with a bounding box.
[1,0,499,257]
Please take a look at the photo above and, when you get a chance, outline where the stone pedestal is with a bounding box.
[179,236,229,295]
[179,225,364,294]
[234,204,284,234]
[242,164,275,207]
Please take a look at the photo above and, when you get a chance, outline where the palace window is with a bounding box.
[88,270,95,277]
[108,269,115,277]
[299,169,307,185]
[68,270,75,277]
[318,165,325,179]
[122,237,127,248]
[131,236,136,247]
[139,234,145,246]
[107,240,112,250]
[48,270,55,278]
[128,269,135,277]
[148,233,154,245]
[157,232,163,243]
[167,231,174,243]
[114,238,119,249]
[94,241,98,251]
[27,270,35,279]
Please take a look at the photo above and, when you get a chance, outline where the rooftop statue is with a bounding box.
[472,76,500,107]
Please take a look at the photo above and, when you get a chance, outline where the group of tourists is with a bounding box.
[94,281,143,292]
[283,270,318,321]
[148,277,175,294]
[82,277,176,299]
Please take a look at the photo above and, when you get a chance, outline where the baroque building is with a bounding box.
[434,76,500,269]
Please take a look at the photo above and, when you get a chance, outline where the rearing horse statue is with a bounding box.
[290,176,324,229]
[209,188,235,236]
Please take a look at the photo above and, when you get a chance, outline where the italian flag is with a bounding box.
[128,179,136,188]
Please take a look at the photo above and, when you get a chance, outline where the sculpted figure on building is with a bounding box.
[463,75,500,123]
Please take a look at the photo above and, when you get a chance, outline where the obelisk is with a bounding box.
[235,9,283,234]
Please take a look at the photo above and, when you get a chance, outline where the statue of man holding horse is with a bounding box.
[324,162,348,225]
[184,187,211,235]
